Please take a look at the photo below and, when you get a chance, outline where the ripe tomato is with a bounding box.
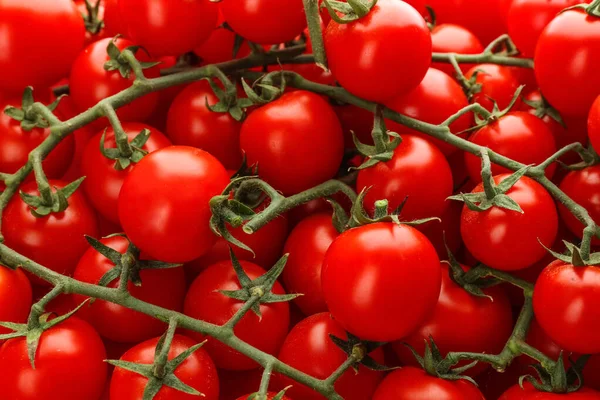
[535,9,600,117]
[74,0,108,46]
[103,0,127,37]
[118,146,230,263]
[167,80,243,170]
[322,222,441,341]
[276,313,385,400]
[373,367,485,400]
[69,37,160,123]
[588,95,600,152]
[500,382,600,399]
[0,317,107,400]
[417,200,463,259]
[73,236,186,343]
[357,134,454,221]
[221,0,306,44]
[431,24,484,77]
[110,335,219,400]
[119,0,218,57]
[0,0,85,95]
[2,180,99,285]
[194,26,252,65]
[385,68,472,156]
[465,112,557,182]
[0,98,75,179]
[235,393,292,400]
[324,0,431,102]
[240,91,344,195]
[287,27,336,86]
[333,103,375,148]
[394,264,513,377]
[534,261,600,354]
[465,64,521,112]
[558,166,600,245]
[81,123,171,225]
[282,213,338,316]
[184,260,290,370]
[0,266,32,336]
[460,175,558,271]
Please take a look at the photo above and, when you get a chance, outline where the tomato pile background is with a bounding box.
[1,0,600,399]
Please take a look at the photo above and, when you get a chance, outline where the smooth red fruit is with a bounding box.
[333,103,375,148]
[194,27,252,65]
[431,24,484,77]
[465,64,521,112]
[0,267,32,335]
[588,95,600,152]
[500,382,600,399]
[103,0,127,37]
[417,200,463,259]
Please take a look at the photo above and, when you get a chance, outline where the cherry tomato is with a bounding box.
[167,80,243,170]
[431,24,484,77]
[0,266,32,336]
[118,0,218,57]
[322,222,441,341]
[0,0,85,95]
[333,103,375,148]
[394,264,513,377]
[372,367,485,400]
[500,382,600,399]
[2,180,99,285]
[110,335,219,400]
[103,0,127,37]
[417,200,463,259]
[74,0,108,45]
[324,0,432,102]
[221,0,306,44]
[240,90,344,195]
[184,260,290,370]
[357,134,454,221]
[194,27,252,65]
[588,95,600,152]
[460,175,558,271]
[535,9,600,117]
[0,317,107,400]
[69,37,160,123]
[118,146,230,263]
[465,64,521,112]
[534,261,600,354]
[81,123,171,225]
[276,312,385,400]
[385,68,472,156]
[465,112,557,182]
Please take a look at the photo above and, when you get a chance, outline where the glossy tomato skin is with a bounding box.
[461,175,558,271]
[333,103,375,148]
[385,68,472,155]
[73,236,186,343]
[81,123,171,225]
[535,10,600,117]
[276,313,385,400]
[417,200,463,259]
[373,367,485,400]
[110,335,219,400]
[0,317,107,400]
[0,0,85,95]
[534,262,600,354]
[465,112,557,182]
[282,213,338,316]
[103,0,127,37]
[325,0,431,102]
[221,0,306,44]
[118,146,230,263]
[69,38,160,123]
[588,95,600,152]
[0,99,75,179]
[194,26,252,65]
[500,382,600,399]
[558,166,600,245]
[2,180,99,285]
[322,222,442,341]
[394,264,513,377]
[0,267,32,336]
[357,134,453,221]
[431,24,484,77]
[184,260,290,370]
[167,80,243,170]
[240,90,344,195]
[466,64,521,112]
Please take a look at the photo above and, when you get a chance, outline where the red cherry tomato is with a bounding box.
[240,90,344,195]
[74,0,108,45]
[385,68,472,156]
[322,222,442,341]
[0,317,107,400]
[588,95,600,152]
[460,175,558,271]
[333,103,375,148]
[81,123,171,225]
[110,335,219,400]
[118,146,230,263]
[324,0,432,102]
[194,27,252,65]
[465,112,557,182]
[357,134,454,221]
[431,24,484,77]
[103,0,127,37]
[276,312,385,400]
[0,266,32,336]
[417,200,463,259]
[535,9,600,117]
[465,64,521,112]
[184,260,290,370]
[0,0,85,95]
[500,382,600,399]
[118,0,218,57]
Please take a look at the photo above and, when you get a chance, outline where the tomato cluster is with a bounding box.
[3,0,600,399]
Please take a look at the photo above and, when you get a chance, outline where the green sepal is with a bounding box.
[79,0,104,35]
[322,0,378,23]
[21,177,85,217]
[326,197,350,233]
[444,243,494,300]
[329,332,392,372]
[100,128,151,170]
[540,240,600,267]
[246,387,291,400]
[519,352,583,394]
[3,87,61,131]
[103,39,158,79]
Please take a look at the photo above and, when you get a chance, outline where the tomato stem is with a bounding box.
[303,0,328,70]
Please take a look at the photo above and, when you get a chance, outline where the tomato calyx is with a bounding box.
[205,75,252,122]
[321,0,378,24]
[522,93,565,128]
[99,127,152,170]
[445,246,499,300]
[245,388,292,400]
[79,0,104,36]
[4,87,64,131]
[19,176,85,217]
[520,353,587,394]
[352,106,402,170]
[329,331,391,372]
[241,71,286,106]
[541,240,600,268]
[103,38,161,79]
[562,0,600,18]
[473,85,525,128]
